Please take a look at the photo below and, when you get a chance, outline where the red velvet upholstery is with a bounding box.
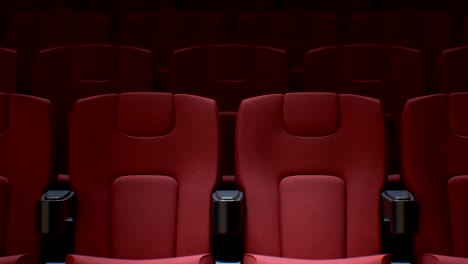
[401,93,468,263]
[68,93,219,259]
[168,45,289,111]
[303,45,424,121]
[348,11,454,93]
[0,94,54,262]
[438,47,468,93]
[244,254,390,264]
[168,44,288,183]
[423,255,468,264]
[303,45,424,173]
[0,255,36,264]
[233,11,338,70]
[31,45,154,174]
[0,48,18,94]
[67,254,213,264]
[236,93,386,259]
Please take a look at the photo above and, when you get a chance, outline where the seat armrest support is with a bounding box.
[37,190,75,264]
[212,190,244,263]
[381,190,418,234]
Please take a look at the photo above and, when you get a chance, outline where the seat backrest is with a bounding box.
[0,48,18,94]
[438,47,468,93]
[233,10,338,67]
[31,44,154,174]
[5,11,111,92]
[168,45,289,111]
[119,11,224,67]
[69,93,219,258]
[0,94,54,257]
[348,11,453,92]
[401,93,468,260]
[236,93,386,258]
[303,45,425,121]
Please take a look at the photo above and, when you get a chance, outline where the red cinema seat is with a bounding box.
[233,10,338,88]
[0,94,54,264]
[303,45,425,173]
[0,48,18,94]
[438,47,468,93]
[119,11,224,89]
[168,44,288,181]
[66,93,219,264]
[349,11,454,93]
[168,45,289,111]
[5,11,112,92]
[31,45,154,175]
[401,93,468,264]
[303,45,424,121]
[236,93,388,264]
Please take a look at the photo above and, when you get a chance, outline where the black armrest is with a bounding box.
[36,190,75,264]
[212,190,244,263]
[381,190,418,234]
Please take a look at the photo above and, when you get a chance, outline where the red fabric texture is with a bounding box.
[243,254,390,264]
[233,11,338,68]
[303,45,424,122]
[67,254,213,264]
[401,93,468,262]
[167,45,289,111]
[69,93,219,258]
[31,44,154,174]
[236,93,386,258]
[0,254,35,264]
[423,255,468,264]
[0,94,53,257]
[438,47,468,93]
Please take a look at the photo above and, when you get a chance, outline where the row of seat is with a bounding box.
[0,10,465,93]
[0,92,466,264]
[3,0,468,13]
[2,43,468,177]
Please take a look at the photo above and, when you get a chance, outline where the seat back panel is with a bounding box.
[237,93,385,258]
[70,93,219,258]
[279,175,346,259]
[112,175,178,259]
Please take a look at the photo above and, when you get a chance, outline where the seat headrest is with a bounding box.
[282,93,340,137]
[117,93,174,137]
